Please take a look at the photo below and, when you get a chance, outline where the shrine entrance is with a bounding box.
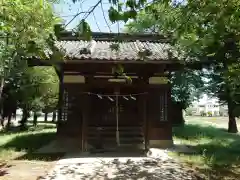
[89,87,142,126]
[87,87,145,149]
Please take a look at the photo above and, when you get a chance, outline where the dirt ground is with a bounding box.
[0,160,56,180]
[1,117,240,180]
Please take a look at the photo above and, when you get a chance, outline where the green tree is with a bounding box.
[0,0,61,129]
[131,0,240,132]
[125,11,204,125]
[0,0,60,98]
[15,66,59,127]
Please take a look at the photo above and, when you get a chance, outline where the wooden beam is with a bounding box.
[27,57,183,66]
[62,63,169,75]
[27,57,183,73]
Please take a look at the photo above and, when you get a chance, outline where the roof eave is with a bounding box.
[63,58,182,65]
[58,31,170,43]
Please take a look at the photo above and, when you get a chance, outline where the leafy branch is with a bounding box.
[66,0,102,28]
[112,64,132,84]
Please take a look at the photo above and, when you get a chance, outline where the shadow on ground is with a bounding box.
[41,158,198,180]
[78,160,182,180]
[173,124,240,179]
[0,163,12,177]
[1,130,64,161]
[63,151,146,159]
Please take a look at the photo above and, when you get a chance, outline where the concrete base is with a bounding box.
[149,140,173,149]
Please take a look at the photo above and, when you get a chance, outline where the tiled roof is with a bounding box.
[55,32,177,61]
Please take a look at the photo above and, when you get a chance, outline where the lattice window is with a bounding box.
[164,91,168,121]
[160,91,168,121]
[61,90,69,121]
[159,93,164,121]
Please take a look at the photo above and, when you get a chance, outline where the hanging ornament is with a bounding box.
[123,96,129,100]
[130,95,136,100]
[97,94,103,99]
[108,96,114,101]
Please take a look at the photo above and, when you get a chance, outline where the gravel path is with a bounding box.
[39,149,198,180]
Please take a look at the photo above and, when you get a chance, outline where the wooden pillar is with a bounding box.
[81,93,89,151]
[56,65,63,135]
[143,93,148,151]
[147,84,173,149]
[139,76,149,151]
[82,76,91,151]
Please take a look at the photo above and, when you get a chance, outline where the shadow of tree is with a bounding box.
[2,131,63,161]
[0,163,12,177]
[41,158,198,180]
[173,124,240,179]
[3,132,55,151]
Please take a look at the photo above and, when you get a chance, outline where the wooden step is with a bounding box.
[88,126,143,131]
[87,125,144,149]
[88,136,144,142]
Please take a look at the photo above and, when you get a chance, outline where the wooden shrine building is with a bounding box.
[29,31,183,151]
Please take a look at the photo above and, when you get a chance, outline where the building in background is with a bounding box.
[186,95,228,116]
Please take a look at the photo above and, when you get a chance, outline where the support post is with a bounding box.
[115,90,120,146]
[143,93,148,151]
[82,77,91,151]
[140,75,149,151]
[56,65,63,135]
[81,93,89,151]
[148,85,173,149]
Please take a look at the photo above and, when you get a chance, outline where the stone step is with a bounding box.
[88,130,143,135]
[88,136,144,142]
[88,126,143,131]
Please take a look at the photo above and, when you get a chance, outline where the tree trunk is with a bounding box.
[20,108,29,130]
[0,78,4,128]
[44,113,48,122]
[172,102,185,126]
[0,78,4,100]
[5,115,11,131]
[227,100,238,133]
[52,111,56,122]
[33,112,38,127]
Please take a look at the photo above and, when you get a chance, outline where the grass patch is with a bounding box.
[172,122,240,179]
[0,124,63,161]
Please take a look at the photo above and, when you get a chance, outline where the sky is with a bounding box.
[53,0,125,32]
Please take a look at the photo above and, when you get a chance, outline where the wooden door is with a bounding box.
[90,88,115,126]
[118,87,141,126]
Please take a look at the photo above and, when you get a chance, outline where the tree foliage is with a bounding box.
[16,67,59,112]
[0,0,60,127]
[0,0,60,84]
[126,0,240,132]
[124,7,204,110]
